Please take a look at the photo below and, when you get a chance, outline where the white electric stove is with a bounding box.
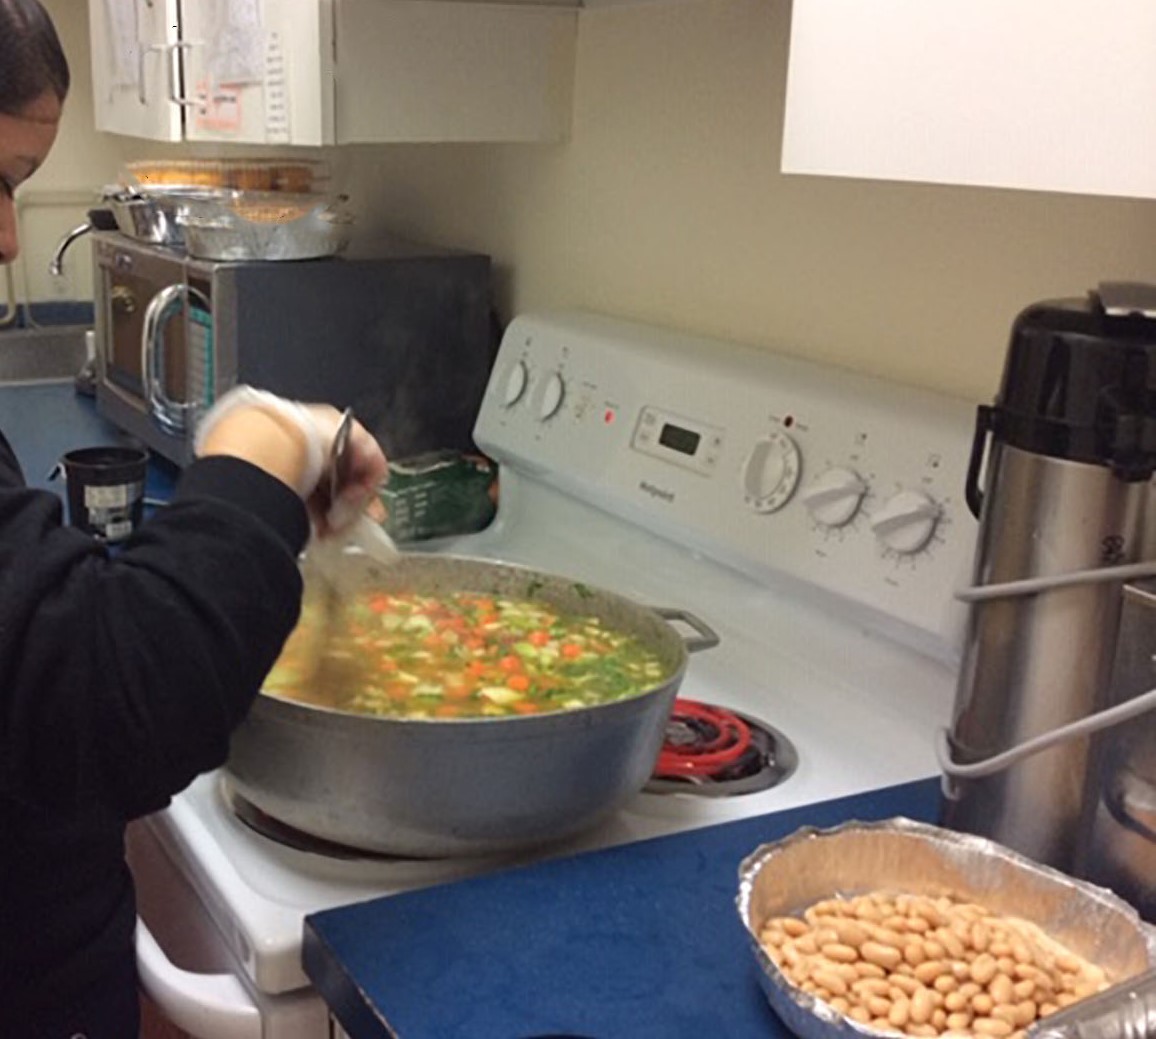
[129,310,979,1039]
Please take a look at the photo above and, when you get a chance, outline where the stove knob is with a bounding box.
[501,360,529,408]
[800,466,866,528]
[742,430,801,513]
[870,489,941,554]
[538,371,566,421]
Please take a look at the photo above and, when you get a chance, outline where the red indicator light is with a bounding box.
[604,409,616,424]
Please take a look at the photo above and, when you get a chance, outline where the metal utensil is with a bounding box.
[328,406,354,513]
[304,408,399,681]
[321,408,399,569]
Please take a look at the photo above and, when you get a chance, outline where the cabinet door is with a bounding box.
[334,0,577,144]
[89,0,182,140]
[180,0,333,146]
[782,0,1156,199]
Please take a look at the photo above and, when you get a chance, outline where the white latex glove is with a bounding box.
[194,386,389,537]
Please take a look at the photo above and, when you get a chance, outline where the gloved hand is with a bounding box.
[194,386,389,536]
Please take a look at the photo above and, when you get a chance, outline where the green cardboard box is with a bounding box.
[378,451,497,543]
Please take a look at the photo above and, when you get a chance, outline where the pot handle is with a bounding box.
[651,607,720,653]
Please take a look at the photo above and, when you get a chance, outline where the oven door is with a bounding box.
[94,237,214,465]
[128,819,331,1039]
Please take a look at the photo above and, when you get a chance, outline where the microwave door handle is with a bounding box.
[141,284,202,436]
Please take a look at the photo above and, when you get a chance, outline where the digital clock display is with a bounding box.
[658,423,701,456]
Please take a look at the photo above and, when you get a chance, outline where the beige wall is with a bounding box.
[21,0,1156,403]
[343,0,1156,403]
[12,0,130,302]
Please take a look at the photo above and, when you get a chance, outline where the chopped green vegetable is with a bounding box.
[265,587,670,720]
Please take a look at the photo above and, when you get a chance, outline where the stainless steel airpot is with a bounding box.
[941,282,1156,903]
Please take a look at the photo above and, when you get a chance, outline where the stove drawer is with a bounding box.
[127,820,330,1039]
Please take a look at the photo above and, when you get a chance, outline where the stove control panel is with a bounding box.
[870,489,942,554]
[632,407,724,477]
[801,466,867,528]
[741,430,800,513]
[474,311,978,648]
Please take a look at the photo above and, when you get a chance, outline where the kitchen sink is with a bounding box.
[0,325,89,383]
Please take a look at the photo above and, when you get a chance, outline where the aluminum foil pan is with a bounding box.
[108,187,231,247]
[178,192,352,262]
[736,818,1156,1039]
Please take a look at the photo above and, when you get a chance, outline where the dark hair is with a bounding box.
[0,0,70,116]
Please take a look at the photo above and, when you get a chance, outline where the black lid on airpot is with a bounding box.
[992,282,1156,480]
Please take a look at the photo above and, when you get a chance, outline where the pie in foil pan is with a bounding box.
[736,817,1156,1039]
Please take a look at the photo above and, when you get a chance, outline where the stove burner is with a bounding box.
[656,700,753,776]
[220,778,422,862]
[645,698,797,797]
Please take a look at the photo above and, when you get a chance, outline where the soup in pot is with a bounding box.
[263,589,670,719]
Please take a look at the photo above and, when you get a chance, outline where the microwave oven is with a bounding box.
[92,233,496,466]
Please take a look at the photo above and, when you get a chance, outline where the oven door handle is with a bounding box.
[141,283,208,436]
[135,917,262,1039]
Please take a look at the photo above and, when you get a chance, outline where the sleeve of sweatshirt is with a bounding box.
[0,443,311,820]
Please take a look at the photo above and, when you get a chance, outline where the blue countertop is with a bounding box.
[304,777,942,1039]
[0,380,177,504]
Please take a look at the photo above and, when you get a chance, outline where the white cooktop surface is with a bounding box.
[146,311,977,997]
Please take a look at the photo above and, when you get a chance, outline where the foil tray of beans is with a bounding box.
[736,818,1156,1039]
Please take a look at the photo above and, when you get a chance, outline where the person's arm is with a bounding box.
[0,454,306,818]
[0,395,386,820]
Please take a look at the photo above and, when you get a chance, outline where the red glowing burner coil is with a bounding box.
[654,699,753,779]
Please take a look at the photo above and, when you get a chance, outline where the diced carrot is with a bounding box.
[512,701,541,714]
[560,643,583,659]
[498,655,523,673]
[444,683,474,700]
[368,595,391,613]
[465,637,485,651]
[466,661,487,678]
[506,674,531,692]
[528,630,551,647]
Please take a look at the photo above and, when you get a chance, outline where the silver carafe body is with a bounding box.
[943,443,1147,870]
[941,284,1156,878]
[1080,580,1156,919]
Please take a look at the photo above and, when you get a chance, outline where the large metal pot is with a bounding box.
[225,554,718,858]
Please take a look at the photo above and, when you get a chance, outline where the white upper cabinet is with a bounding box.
[89,0,182,141]
[89,0,577,146]
[782,0,1156,200]
[179,0,333,145]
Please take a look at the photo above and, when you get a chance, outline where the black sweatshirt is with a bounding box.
[0,429,310,1021]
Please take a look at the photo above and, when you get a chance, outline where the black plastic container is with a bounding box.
[60,446,147,542]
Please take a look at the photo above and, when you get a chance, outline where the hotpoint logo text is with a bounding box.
[639,481,675,503]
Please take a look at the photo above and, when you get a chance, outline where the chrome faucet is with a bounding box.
[48,222,93,277]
